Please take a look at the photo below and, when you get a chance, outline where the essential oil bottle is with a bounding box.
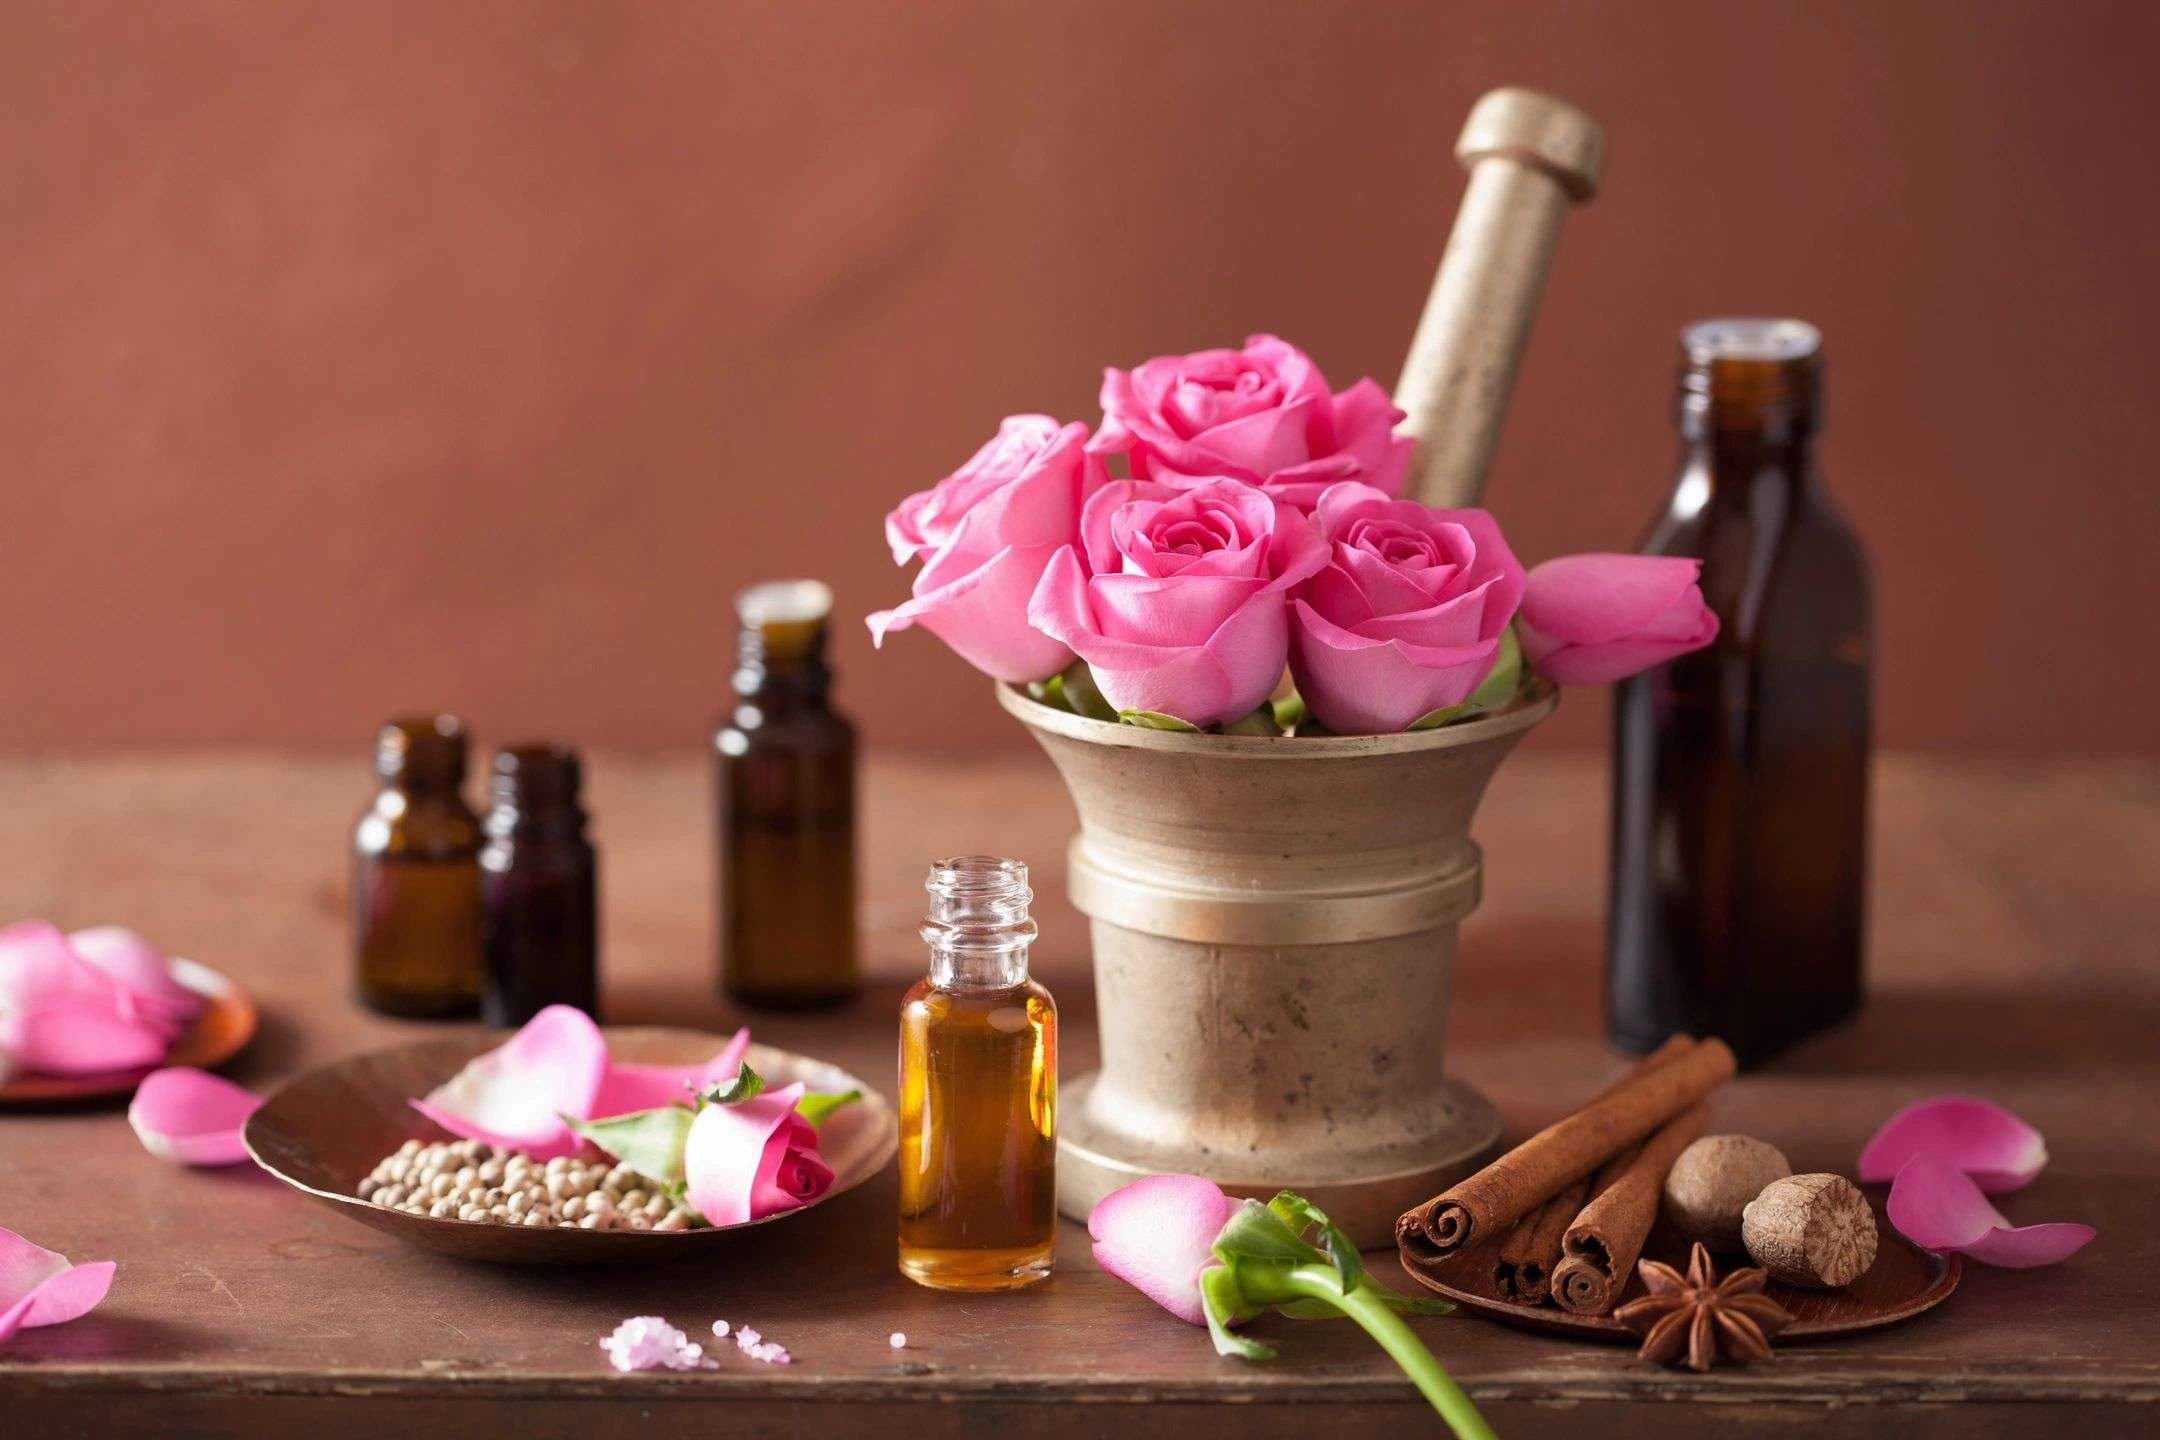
[898,856,1057,1292]
[480,744,599,1026]
[715,579,859,1008]
[1609,318,1872,1066]
[353,714,485,1018]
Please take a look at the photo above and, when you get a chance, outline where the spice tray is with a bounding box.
[1401,1205,1958,1341]
[243,1026,896,1264]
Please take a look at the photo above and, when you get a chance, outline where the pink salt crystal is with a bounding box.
[734,1326,761,1348]
[711,1320,730,1339]
[889,1332,907,1350]
[599,1316,714,1373]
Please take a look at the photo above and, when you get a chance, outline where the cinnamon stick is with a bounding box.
[1492,1036,1698,1304]
[1551,1104,1706,1314]
[1397,1037,1734,1262]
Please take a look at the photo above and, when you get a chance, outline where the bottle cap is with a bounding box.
[376,714,467,787]
[491,744,582,809]
[736,579,833,662]
[1678,318,1823,439]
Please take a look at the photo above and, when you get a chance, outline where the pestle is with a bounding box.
[1393,87,1605,509]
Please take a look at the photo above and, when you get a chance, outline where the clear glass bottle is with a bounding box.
[480,744,599,1026]
[715,580,859,1008]
[1609,318,1872,1067]
[898,856,1057,1292]
[354,714,484,1018]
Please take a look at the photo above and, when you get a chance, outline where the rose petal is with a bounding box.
[0,1228,114,1346]
[1859,1095,2049,1192]
[1087,1173,1233,1326]
[683,1082,833,1226]
[590,1027,752,1119]
[411,1004,608,1159]
[0,922,178,1075]
[128,1066,264,1166]
[1886,1155,2095,1267]
[67,927,204,1030]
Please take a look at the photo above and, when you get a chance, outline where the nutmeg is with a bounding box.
[1662,1134,1792,1250]
[1741,1173,1878,1288]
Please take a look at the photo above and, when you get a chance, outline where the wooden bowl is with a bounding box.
[244,1026,897,1265]
[0,959,258,1107]
[1404,1208,1959,1341]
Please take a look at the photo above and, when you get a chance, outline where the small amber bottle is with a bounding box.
[715,580,859,1008]
[353,715,485,1018]
[898,856,1056,1292]
[480,745,599,1026]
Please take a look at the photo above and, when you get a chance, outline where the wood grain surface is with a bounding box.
[0,749,2155,1438]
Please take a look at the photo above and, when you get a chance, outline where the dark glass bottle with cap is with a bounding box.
[715,580,859,1007]
[480,745,599,1026]
[1609,318,1872,1067]
[353,714,485,1018]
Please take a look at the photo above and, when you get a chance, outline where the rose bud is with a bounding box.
[1287,483,1526,734]
[1517,554,1720,684]
[870,416,1108,683]
[1094,335,1412,512]
[1027,477,1326,728]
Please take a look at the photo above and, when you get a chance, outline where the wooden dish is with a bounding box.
[1404,1209,1959,1341]
[0,958,258,1106]
[244,1026,896,1265]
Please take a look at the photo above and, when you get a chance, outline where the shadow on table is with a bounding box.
[1769,987,2160,1077]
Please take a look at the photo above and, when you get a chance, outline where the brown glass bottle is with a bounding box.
[354,715,485,1018]
[1609,319,1871,1068]
[480,745,599,1026]
[715,580,859,1007]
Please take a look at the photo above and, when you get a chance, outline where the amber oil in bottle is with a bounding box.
[898,856,1056,1291]
[715,580,859,1007]
[480,744,599,1026]
[354,714,485,1018]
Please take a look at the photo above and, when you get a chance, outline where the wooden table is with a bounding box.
[2,749,2155,1437]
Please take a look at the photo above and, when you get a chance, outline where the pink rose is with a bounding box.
[1095,334,1412,510]
[1028,477,1325,727]
[684,1080,834,1226]
[869,416,1107,683]
[1288,483,1527,734]
[1517,554,1720,684]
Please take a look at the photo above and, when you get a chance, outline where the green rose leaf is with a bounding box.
[698,1061,767,1107]
[1118,709,1201,732]
[564,1104,696,1191]
[794,1088,861,1127]
[1407,703,1483,731]
[1220,705,1283,736]
[1467,625,1522,709]
[1058,661,1119,722]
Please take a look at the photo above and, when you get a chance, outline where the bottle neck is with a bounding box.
[733,648,831,711]
[921,856,1035,991]
[1673,317,1824,502]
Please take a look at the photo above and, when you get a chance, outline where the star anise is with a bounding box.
[1613,1243,1794,1372]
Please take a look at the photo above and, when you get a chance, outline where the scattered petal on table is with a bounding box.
[0,1227,115,1347]
[1886,1155,2095,1267]
[592,1026,751,1117]
[1859,1095,2049,1192]
[411,1005,608,1159]
[1087,1173,1235,1326]
[129,1066,264,1166]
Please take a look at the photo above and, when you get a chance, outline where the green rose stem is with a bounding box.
[1200,1194,1494,1440]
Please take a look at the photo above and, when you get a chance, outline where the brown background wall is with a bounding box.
[4,0,2153,755]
